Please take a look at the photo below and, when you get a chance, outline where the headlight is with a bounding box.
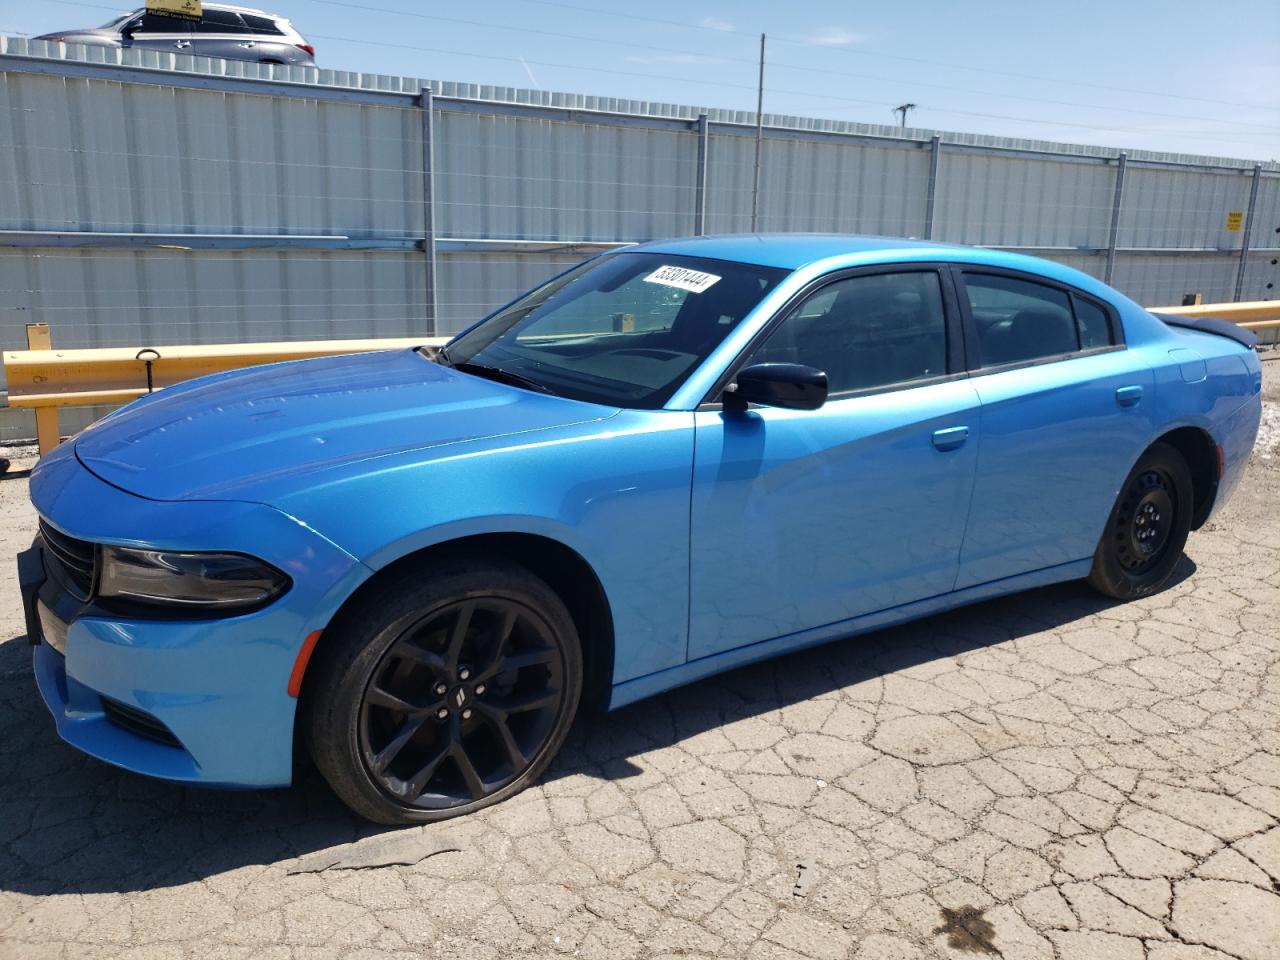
[97,547,290,610]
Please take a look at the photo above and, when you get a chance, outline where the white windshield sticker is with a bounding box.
[643,265,722,293]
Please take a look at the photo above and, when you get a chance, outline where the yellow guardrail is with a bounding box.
[4,324,447,454]
[1149,300,1280,330]
[3,300,1277,459]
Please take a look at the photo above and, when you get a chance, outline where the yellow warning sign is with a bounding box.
[145,0,202,21]
[1226,211,1244,232]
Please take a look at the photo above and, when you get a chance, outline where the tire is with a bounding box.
[1088,441,1193,601]
[302,557,582,824]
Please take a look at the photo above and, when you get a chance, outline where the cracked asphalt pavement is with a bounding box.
[1,362,1278,960]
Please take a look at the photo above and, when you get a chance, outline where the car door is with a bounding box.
[121,12,193,55]
[952,268,1155,589]
[190,8,256,60]
[687,266,982,661]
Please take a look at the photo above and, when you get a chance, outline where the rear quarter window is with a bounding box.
[1072,295,1115,349]
[240,13,285,35]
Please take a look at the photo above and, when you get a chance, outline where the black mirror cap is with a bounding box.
[726,363,828,411]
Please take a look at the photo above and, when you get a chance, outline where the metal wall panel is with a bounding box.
[1110,253,1241,306]
[435,112,697,242]
[935,153,1115,248]
[706,134,931,236]
[1117,167,1255,250]
[1243,251,1280,304]
[0,70,424,236]
[0,248,429,348]
[1036,252,1106,280]
[435,251,584,331]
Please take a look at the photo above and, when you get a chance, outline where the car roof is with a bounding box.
[623,233,1132,307]
[139,3,282,17]
[629,234,961,270]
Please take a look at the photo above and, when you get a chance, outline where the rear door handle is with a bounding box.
[931,426,969,451]
[1115,385,1144,407]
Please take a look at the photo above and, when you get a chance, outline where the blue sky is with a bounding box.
[7,0,1278,161]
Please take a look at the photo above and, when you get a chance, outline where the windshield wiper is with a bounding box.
[453,361,558,396]
[430,345,454,367]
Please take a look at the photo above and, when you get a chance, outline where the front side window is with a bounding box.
[445,253,788,408]
[963,273,1082,366]
[747,271,949,395]
[133,13,188,32]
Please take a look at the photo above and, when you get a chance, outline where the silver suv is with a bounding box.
[35,4,316,67]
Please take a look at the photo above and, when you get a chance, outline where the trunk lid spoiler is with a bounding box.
[1151,312,1258,350]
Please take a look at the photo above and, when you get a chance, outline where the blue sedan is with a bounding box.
[20,235,1263,823]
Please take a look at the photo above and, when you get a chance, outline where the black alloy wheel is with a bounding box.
[359,597,566,810]
[1088,441,1193,601]
[304,559,582,824]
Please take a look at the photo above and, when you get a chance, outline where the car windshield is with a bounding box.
[100,14,133,28]
[444,252,789,408]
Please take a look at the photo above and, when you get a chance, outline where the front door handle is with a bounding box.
[174,40,191,49]
[1115,385,1144,407]
[931,426,969,451]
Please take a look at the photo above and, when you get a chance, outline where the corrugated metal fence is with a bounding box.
[1,37,1277,439]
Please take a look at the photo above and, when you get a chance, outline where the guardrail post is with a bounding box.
[25,324,60,456]
[924,135,941,240]
[1234,164,1262,303]
[694,113,709,236]
[1104,151,1127,285]
[420,86,438,334]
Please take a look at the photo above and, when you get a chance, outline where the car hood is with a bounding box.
[35,29,120,44]
[74,349,617,502]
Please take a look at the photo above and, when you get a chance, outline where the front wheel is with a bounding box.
[303,559,582,824]
[1088,442,1193,601]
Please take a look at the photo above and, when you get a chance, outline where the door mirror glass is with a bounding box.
[727,363,828,411]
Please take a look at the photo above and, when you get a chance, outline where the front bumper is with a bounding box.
[23,443,370,787]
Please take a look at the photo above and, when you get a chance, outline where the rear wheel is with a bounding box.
[1088,442,1193,600]
[303,559,581,824]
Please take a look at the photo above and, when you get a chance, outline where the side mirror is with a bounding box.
[725,363,828,411]
[121,18,144,38]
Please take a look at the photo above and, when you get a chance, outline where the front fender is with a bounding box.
[273,410,697,683]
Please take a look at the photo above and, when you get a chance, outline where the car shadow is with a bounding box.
[0,557,1194,896]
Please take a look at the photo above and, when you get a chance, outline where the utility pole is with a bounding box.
[893,103,917,129]
[750,32,766,232]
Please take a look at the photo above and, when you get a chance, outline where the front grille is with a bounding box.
[38,519,96,601]
[100,697,183,749]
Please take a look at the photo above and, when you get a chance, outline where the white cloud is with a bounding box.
[698,16,734,31]
[805,26,866,46]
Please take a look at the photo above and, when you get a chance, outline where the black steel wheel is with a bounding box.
[1114,469,1176,575]
[304,558,582,824]
[1088,442,1193,600]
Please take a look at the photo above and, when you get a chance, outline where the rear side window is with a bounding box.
[194,10,250,33]
[748,271,948,395]
[963,273,1077,367]
[240,13,285,35]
